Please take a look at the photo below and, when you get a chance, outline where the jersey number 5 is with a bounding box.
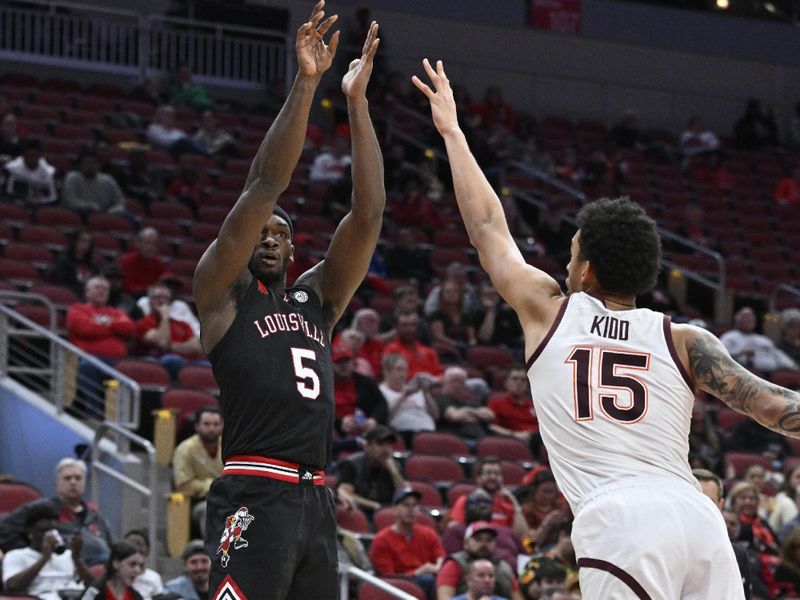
[566,348,650,424]
[291,347,320,399]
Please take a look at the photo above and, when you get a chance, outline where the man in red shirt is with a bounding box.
[134,283,204,380]
[382,312,443,379]
[119,227,168,296]
[488,366,541,457]
[773,162,800,206]
[447,457,528,540]
[66,275,135,415]
[369,487,445,599]
[351,308,384,377]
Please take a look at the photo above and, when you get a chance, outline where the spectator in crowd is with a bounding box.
[337,425,407,516]
[472,86,516,131]
[379,353,438,444]
[334,327,374,377]
[172,407,223,538]
[163,540,211,600]
[103,263,136,314]
[4,138,57,205]
[721,307,796,374]
[384,227,434,284]
[0,459,114,567]
[441,489,523,572]
[131,76,167,107]
[62,150,125,215]
[734,98,778,150]
[389,178,447,232]
[165,155,208,213]
[728,481,780,598]
[519,522,578,598]
[168,63,215,111]
[475,282,524,350]
[369,487,445,599]
[123,530,163,600]
[743,463,773,519]
[723,507,761,600]
[383,312,444,379]
[447,457,528,540]
[519,556,569,600]
[693,468,753,600]
[429,278,479,361]
[608,110,643,149]
[79,541,145,600]
[773,161,800,206]
[679,116,720,158]
[451,559,507,600]
[435,521,523,600]
[692,150,735,192]
[775,527,800,597]
[2,504,92,600]
[332,345,388,441]
[687,403,722,472]
[424,263,479,318]
[309,136,351,184]
[516,470,569,553]
[0,113,22,163]
[119,227,169,297]
[192,110,237,158]
[535,201,574,266]
[378,286,429,344]
[134,274,200,337]
[488,367,540,454]
[66,277,135,414]
[778,308,800,364]
[436,367,493,443]
[674,202,717,250]
[94,141,129,187]
[52,229,101,296]
[122,148,164,209]
[351,308,385,377]
[133,283,205,379]
[768,463,800,536]
[146,105,206,158]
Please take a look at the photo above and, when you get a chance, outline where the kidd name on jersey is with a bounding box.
[253,310,327,347]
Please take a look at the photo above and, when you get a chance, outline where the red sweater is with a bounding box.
[119,251,168,295]
[66,303,135,358]
[134,314,196,358]
[369,524,445,575]
[382,339,444,379]
[488,393,539,432]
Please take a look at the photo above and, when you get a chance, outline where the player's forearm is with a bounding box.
[347,98,385,220]
[440,129,507,242]
[245,74,321,191]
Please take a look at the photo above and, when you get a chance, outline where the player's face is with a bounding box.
[196,413,223,443]
[248,215,293,285]
[56,466,86,501]
[114,552,145,587]
[565,231,588,294]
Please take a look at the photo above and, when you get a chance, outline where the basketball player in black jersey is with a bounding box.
[192,3,384,599]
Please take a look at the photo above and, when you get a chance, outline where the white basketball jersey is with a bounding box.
[527,292,697,513]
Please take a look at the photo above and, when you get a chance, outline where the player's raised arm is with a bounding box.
[678,324,800,438]
[298,22,384,330]
[194,1,339,311]
[411,59,562,323]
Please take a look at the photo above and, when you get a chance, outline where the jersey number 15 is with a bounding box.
[566,348,650,424]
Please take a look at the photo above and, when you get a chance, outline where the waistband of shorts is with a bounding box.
[575,475,700,515]
[222,455,325,486]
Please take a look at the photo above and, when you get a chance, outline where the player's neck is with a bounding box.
[585,286,636,311]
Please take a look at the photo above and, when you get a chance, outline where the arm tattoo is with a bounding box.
[688,332,800,437]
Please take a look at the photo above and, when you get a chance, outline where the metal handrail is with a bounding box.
[340,566,418,600]
[0,291,58,332]
[13,0,141,19]
[769,284,800,313]
[147,15,288,39]
[90,421,158,568]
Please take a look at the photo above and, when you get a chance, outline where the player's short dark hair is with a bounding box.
[272,205,294,239]
[25,503,59,528]
[576,197,661,296]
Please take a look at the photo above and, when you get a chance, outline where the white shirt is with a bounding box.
[379,382,436,432]
[527,293,697,513]
[308,152,351,183]
[720,329,796,373]
[133,568,164,600]
[136,297,201,336]
[2,547,84,600]
[4,156,57,203]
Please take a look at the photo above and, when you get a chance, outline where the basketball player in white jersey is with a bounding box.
[412,59,800,600]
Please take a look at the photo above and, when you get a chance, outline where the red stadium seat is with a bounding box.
[466,346,515,372]
[149,201,194,222]
[15,303,60,330]
[724,452,771,479]
[358,579,426,600]
[29,284,79,308]
[412,431,470,458]
[190,224,219,243]
[771,369,800,390]
[447,482,478,507]
[177,365,219,394]
[499,460,526,486]
[34,207,83,230]
[408,480,443,508]
[404,455,464,484]
[336,506,371,533]
[18,226,69,251]
[162,388,219,441]
[0,203,30,226]
[114,359,171,391]
[0,258,41,287]
[87,214,136,237]
[477,436,533,463]
[373,506,438,532]
[0,481,41,515]
[176,242,209,261]
[4,243,54,270]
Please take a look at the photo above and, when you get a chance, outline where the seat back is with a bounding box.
[0,481,41,515]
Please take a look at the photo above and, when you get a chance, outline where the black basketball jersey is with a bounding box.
[207,278,334,469]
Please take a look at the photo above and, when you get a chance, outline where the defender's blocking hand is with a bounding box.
[411,59,460,136]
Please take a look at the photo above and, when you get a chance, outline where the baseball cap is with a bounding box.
[181,539,208,561]
[464,520,496,541]
[392,486,422,505]
[363,425,397,443]
[332,346,354,361]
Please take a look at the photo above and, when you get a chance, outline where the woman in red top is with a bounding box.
[81,541,144,600]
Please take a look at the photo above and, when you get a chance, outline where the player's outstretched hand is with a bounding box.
[411,59,460,136]
[295,0,340,79]
[341,21,380,99]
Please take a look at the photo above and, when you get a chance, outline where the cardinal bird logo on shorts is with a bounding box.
[216,507,255,568]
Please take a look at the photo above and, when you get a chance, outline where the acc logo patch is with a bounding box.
[216,507,255,568]
[293,290,309,303]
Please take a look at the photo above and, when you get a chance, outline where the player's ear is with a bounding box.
[581,260,595,289]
